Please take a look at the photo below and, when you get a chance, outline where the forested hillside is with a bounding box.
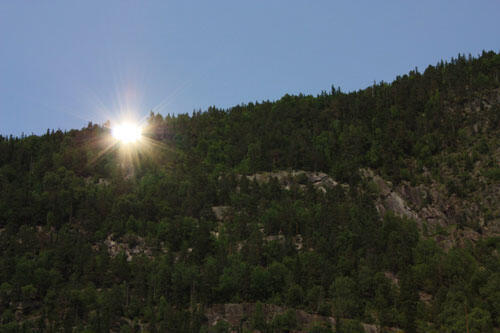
[1,51,499,332]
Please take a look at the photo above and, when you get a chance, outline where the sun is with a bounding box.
[112,122,142,143]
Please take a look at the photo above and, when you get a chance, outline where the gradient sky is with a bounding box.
[1,1,499,136]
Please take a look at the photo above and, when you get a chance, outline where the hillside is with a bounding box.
[0,51,499,332]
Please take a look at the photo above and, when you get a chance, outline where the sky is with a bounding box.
[0,1,499,136]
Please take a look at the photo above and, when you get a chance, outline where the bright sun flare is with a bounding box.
[112,122,142,143]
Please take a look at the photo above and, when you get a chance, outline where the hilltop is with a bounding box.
[0,51,499,332]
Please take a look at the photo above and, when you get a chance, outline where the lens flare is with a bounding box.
[112,122,142,143]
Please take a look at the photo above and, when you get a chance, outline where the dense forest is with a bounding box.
[1,51,499,332]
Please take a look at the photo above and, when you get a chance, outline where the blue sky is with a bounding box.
[1,1,499,136]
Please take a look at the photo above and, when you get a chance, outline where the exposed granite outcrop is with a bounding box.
[360,167,499,248]
[204,303,398,333]
[99,234,157,261]
[243,170,347,193]
[211,206,231,221]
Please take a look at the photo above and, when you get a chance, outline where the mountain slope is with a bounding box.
[0,51,499,332]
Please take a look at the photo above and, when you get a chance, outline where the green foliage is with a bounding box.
[286,283,305,308]
[0,51,500,331]
[250,301,268,331]
[329,276,359,318]
[308,324,333,333]
[483,167,500,181]
[337,319,364,333]
[210,320,230,333]
[271,309,297,331]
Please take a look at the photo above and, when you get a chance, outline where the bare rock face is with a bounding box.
[419,292,433,305]
[384,192,420,223]
[360,88,500,246]
[100,234,155,261]
[204,303,397,333]
[294,234,304,250]
[244,170,345,192]
[384,271,400,286]
[360,168,495,247]
[263,234,285,242]
[205,303,335,331]
[362,323,380,333]
[363,168,422,226]
[212,206,231,221]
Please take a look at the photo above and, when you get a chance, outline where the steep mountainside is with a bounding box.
[0,51,499,332]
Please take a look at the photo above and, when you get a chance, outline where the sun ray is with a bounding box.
[86,140,118,167]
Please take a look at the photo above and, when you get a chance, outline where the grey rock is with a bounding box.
[212,206,231,221]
